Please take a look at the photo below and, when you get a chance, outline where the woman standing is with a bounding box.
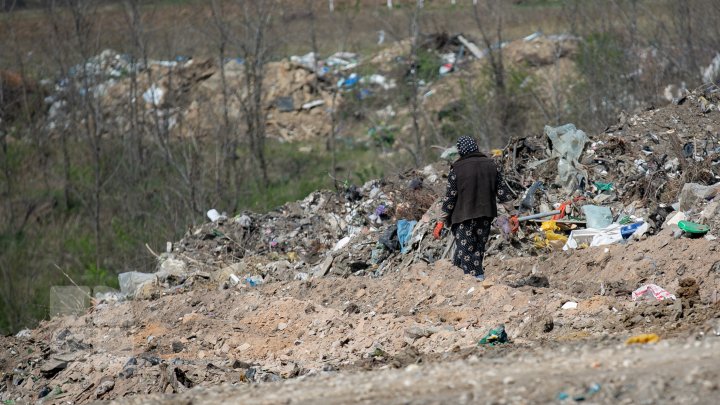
[433,136,510,281]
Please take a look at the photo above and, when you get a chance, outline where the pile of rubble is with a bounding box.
[120,163,445,301]
[42,80,720,303]
[489,85,720,255]
[43,48,399,142]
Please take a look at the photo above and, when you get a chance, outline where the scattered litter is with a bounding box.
[678,220,710,236]
[582,205,613,229]
[478,325,509,346]
[561,301,578,310]
[632,284,676,301]
[207,209,227,222]
[333,236,352,252]
[118,272,156,296]
[545,124,589,191]
[142,84,164,106]
[301,99,325,110]
[397,220,417,254]
[626,333,660,345]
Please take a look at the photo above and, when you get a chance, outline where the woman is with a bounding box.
[434,136,510,280]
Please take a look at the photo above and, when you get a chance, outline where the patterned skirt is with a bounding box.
[450,217,492,277]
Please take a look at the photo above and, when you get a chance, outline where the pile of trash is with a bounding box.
[42,47,402,142]
[110,164,445,299]
[3,84,720,404]
[109,83,720,299]
[489,84,720,256]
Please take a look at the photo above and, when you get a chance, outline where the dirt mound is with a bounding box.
[2,230,719,402]
[0,69,44,122]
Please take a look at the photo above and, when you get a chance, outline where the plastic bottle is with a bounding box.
[621,221,645,239]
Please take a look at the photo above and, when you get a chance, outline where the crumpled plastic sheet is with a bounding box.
[397,219,418,254]
[545,123,589,191]
[632,284,676,301]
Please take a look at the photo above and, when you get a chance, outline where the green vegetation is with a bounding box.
[0,133,400,334]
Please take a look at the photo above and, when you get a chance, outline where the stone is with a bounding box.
[40,359,68,378]
[561,301,578,310]
[95,378,115,398]
[701,200,720,221]
[312,255,334,279]
[157,258,188,283]
[678,183,720,211]
[404,326,436,340]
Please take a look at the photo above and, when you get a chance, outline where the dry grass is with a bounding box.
[0,1,573,74]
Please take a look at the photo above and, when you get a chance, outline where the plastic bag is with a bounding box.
[397,219,417,254]
[118,272,155,295]
[545,123,588,162]
[632,284,676,301]
[582,205,613,229]
[545,124,589,191]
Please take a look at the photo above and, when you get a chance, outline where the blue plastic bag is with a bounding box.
[397,219,417,254]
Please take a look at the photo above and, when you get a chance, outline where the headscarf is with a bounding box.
[456,136,479,157]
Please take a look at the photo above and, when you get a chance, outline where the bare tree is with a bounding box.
[407,0,424,167]
[472,0,509,139]
[236,0,273,187]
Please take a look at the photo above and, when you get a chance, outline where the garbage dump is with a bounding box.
[2,30,720,404]
[42,49,399,142]
[2,85,720,403]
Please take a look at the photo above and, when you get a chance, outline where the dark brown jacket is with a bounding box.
[450,152,498,225]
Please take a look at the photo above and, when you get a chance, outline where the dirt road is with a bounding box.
[109,335,720,404]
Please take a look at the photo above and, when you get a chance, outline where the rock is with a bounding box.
[404,326,436,341]
[664,211,687,229]
[15,329,31,339]
[277,322,288,331]
[157,258,188,283]
[134,281,162,300]
[701,200,720,221]
[232,359,253,369]
[542,316,554,333]
[171,341,184,353]
[678,183,720,211]
[236,214,252,228]
[677,278,700,308]
[40,359,68,378]
[311,255,334,278]
[94,378,115,398]
[119,366,135,379]
[705,318,720,336]
[509,275,549,288]
[182,312,203,324]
